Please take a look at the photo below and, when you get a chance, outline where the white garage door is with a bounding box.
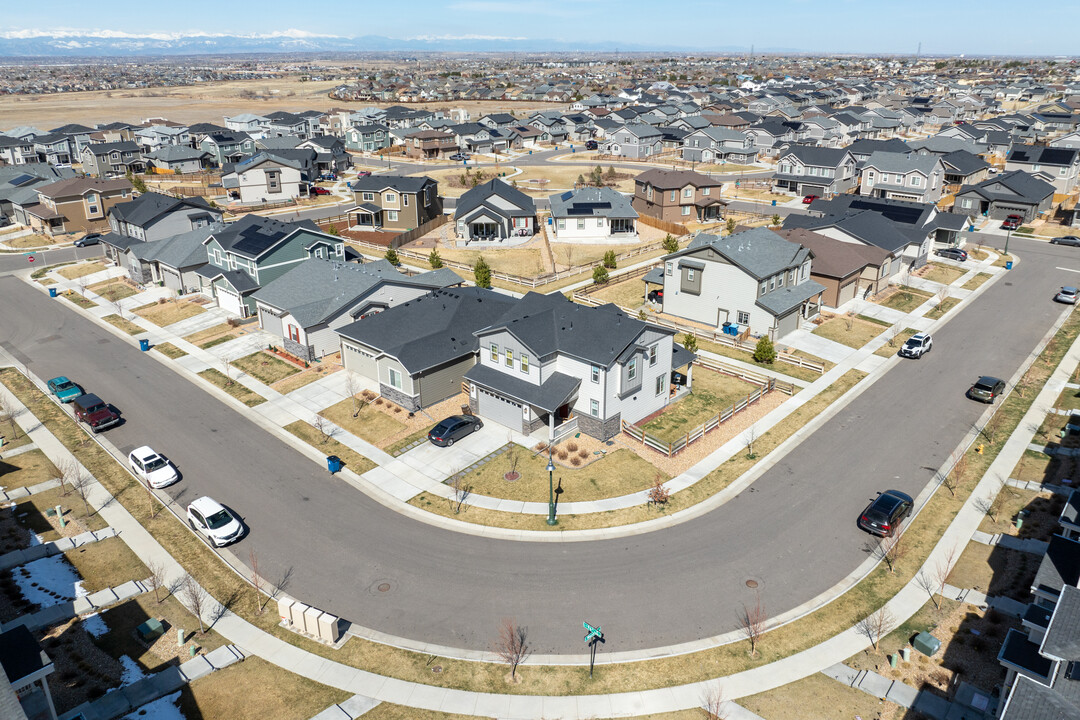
[477,387,523,429]
[216,286,244,317]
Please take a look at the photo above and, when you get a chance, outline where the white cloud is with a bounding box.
[408,34,529,41]
[0,28,342,41]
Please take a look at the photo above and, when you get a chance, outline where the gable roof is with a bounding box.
[145,145,209,163]
[109,192,216,226]
[454,179,536,221]
[129,224,220,269]
[206,214,320,259]
[940,149,991,175]
[771,227,888,277]
[350,174,436,195]
[548,186,637,219]
[336,287,517,374]
[679,227,811,280]
[83,141,141,156]
[862,151,942,175]
[253,258,462,327]
[36,176,130,199]
[635,168,723,190]
[958,170,1055,204]
[784,209,917,254]
[780,144,853,168]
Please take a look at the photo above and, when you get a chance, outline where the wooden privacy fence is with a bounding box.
[621,361,785,458]
[637,214,689,236]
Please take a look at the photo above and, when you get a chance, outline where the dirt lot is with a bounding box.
[0,76,556,128]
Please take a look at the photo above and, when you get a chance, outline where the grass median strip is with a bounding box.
[283,420,375,475]
[0,304,1072,698]
[151,342,188,359]
[102,314,145,335]
[962,272,993,291]
[925,297,960,320]
[197,368,266,407]
[61,291,97,309]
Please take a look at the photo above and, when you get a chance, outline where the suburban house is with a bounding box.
[107,192,223,242]
[951,170,1056,223]
[135,125,190,153]
[681,128,757,165]
[632,168,726,224]
[605,124,664,159]
[31,133,74,165]
[337,287,518,411]
[297,136,351,175]
[16,177,132,236]
[454,179,537,243]
[1005,145,1080,194]
[344,123,391,153]
[143,146,211,174]
[858,151,946,203]
[265,111,310,140]
[548,186,639,243]
[347,175,442,232]
[197,215,344,317]
[0,135,39,165]
[224,113,270,138]
[647,227,825,340]
[221,152,305,204]
[1,624,59,720]
[772,145,858,198]
[200,131,256,167]
[404,130,458,160]
[253,258,463,362]
[939,150,992,190]
[771,227,891,307]
[79,141,144,177]
[122,224,221,292]
[464,292,692,440]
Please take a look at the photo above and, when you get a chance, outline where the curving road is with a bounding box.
[0,236,1073,655]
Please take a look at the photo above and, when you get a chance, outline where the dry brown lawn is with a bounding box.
[64,536,149,594]
[56,261,105,280]
[101,314,145,335]
[4,234,55,249]
[319,398,408,446]
[740,673,903,720]
[587,278,647,309]
[198,369,266,407]
[133,300,206,326]
[919,262,965,285]
[812,316,886,349]
[184,323,237,348]
[962,272,993,291]
[231,351,300,386]
[88,281,138,302]
[0,448,59,491]
[874,327,919,358]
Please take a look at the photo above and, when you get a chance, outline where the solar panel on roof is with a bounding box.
[573,202,611,210]
[566,208,593,216]
[1041,148,1075,166]
[560,191,573,201]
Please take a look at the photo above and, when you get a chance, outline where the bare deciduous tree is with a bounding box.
[868,531,908,574]
[886,324,901,348]
[144,479,161,519]
[701,683,730,720]
[250,548,266,614]
[220,357,234,387]
[312,414,333,444]
[70,472,93,518]
[936,285,950,309]
[739,593,766,658]
[744,424,758,459]
[344,373,362,418]
[77,274,90,298]
[929,545,960,611]
[145,559,167,604]
[917,570,941,610]
[648,474,671,507]
[506,435,520,477]
[449,475,472,514]
[856,605,895,652]
[844,310,855,331]
[493,618,531,681]
[945,451,969,497]
[180,574,208,634]
[0,395,18,441]
[57,457,80,497]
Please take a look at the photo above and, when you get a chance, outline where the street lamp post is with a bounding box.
[1004,227,1013,260]
[546,449,557,526]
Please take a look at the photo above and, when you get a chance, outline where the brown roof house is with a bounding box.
[771,227,891,308]
[16,177,132,237]
[632,169,726,224]
[404,130,458,160]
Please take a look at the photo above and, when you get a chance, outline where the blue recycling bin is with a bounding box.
[139,339,150,352]
[346,181,351,189]
[771,199,777,206]
[528,150,533,155]
[1006,260,1013,270]
[326,455,343,474]
[48,287,57,298]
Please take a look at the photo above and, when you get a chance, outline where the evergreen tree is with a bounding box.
[753,336,777,364]
[474,255,492,288]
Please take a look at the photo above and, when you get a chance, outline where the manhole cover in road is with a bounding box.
[368,579,396,595]
[745,579,759,589]
[378,583,391,592]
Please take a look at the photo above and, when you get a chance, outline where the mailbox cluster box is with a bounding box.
[278,598,341,643]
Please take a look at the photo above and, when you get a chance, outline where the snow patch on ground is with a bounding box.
[13,555,83,607]
[119,655,147,687]
[80,612,108,637]
[121,691,184,720]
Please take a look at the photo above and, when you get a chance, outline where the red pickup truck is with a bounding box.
[72,393,121,432]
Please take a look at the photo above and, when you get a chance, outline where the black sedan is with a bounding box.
[428,414,483,447]
[1051,235,1080,247]
[935,247,968,261]
[858,490,914,537]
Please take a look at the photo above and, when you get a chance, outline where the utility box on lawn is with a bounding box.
[913,632,941,657]
[137,618,164,642]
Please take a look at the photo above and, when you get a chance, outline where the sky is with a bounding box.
[3,0,1080,56]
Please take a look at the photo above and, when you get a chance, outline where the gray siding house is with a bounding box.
[454,179,537,243]
[951,170,1055,223]
[124,224,221,292]
[108,192,223,243]
[80,141,144,178]
[605,123,663,159]
[773,145,857,197]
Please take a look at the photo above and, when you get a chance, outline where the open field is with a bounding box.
[0,77,555,129]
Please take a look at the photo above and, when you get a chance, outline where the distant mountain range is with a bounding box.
[0,30,752,57]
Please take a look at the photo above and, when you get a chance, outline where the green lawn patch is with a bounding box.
[231,351,300,386]
[879,285,934,313]
[642,368,761,442]
[197,368,266,407]
[925,297,960,320]
[812,316,886,349]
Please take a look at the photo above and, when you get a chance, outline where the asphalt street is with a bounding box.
[0,235,1071,655]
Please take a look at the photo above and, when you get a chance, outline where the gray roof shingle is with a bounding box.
[548,186,637,219]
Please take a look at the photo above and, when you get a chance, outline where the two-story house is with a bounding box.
[200,131,257,168]
[135,125,190,154]
[144,145,211,174]
[0,135,39,165]
[454,179,537,243]
[256,259,463,363]
[19,177,132,236]
[31,133,74,165]
[951,170,1056,224]
[80,141,144,178]
[632,169,726,224]
[107,191,223,242]
[221,152,306,204]
[548,187,638,243]
[773,145,858,198]
[404,130,457,160]
[196,215,343,317]
[859,151,946,203]
[224,113,270,139]
[680,127,757,165]
[464,292,692,441]
[347,175,442,232]
[649,227,825,340]
[344,123,391,153]
[1005,144,1080,194]
[297,135,351,175]
[264,111,310,140]
[604,123,663,159]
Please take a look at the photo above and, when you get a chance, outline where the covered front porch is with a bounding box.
[348,203,383,230]
[465,363,581,441]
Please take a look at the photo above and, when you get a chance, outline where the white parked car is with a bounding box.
[898,332,933,359]
[186,496,244,547]
[128,446,179,488]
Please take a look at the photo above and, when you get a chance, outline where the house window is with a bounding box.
[911,175,921,187]
[362,192,375,201]
[649,345,657,367]
[683,187,693,198]
[288,325,300,342]
[666,262,673,276]
[702,187,710,196]
[655,374,665,396]
[490,343,499,361]
[596,218,604,227]
[557,219,566,230]
[627,358,637,381]
[961,198,972,208]
[737,311,750,324]
[88,206,99,215]
[384,192,395,203]
[386,210,398,222]
[590,399,600,417]
[789,270,795,284]
[521,354,529,373]
[403,194,410,206]
[681,206,691,216]
[388,367,402,389]
[687,268,695,282]
[669,190,677,201]
[577,219,585,230]
[647,186,653,200]
[591,365,600,383]
[866,171,875,182]
[760,281,767,295]
[769,277,775,290]
[505,349,514,367]
[778,273,785,287]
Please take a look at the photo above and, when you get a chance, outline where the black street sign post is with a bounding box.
[583,621,605,679]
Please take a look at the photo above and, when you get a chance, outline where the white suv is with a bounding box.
[899,332,933,359]
[187,496,244,547]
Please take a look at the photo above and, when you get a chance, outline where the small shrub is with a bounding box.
[557,449,568,461]
[227,318,241,328]
[592,265,610,284]
[566,441,578,453]
[578,449,589,459]
[535,442,549,453]
[753,336,777,364]
[384,248,400,265]
[602,250,617,269]
[374,398,383,405]
[392,406,401,413]
[157,298,167,305]
[662,233,679,254]
[570,456,582,466]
